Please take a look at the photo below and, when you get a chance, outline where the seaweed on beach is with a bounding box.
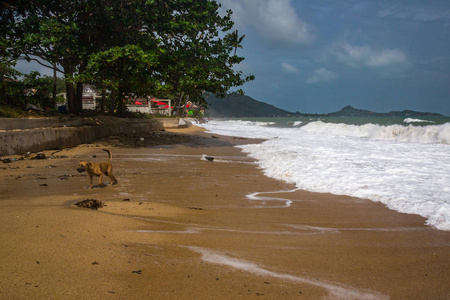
[75,199,104,210]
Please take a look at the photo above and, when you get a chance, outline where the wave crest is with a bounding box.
[404,118,435,124]
[300,121,450,144]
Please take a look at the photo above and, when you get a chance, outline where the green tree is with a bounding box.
[1,0,254,115]
[0,59,25,106]
[226,30,246,56]
[83,44,161,115]
[1,1,88,112]
[1,0,147,112]
[22,71,53,108]
[154,1,254,116]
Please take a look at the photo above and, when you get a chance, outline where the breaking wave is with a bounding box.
[300,121,450,144]
[200,119,450,231]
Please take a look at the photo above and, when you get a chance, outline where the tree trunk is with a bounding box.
[101,86,106,114]
[118,95,124,116]
[174,92,184,117]
[109,88,116,114]
[117,88,125,116]
[63,66,76,113]
[51,65,57,110]
[75,82,83,112]
[66,82,75,113]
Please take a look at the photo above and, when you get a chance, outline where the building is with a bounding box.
[127,97,172,116]
[82,84,101,110]
[80,84,172,115]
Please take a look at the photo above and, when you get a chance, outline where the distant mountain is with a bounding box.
[205,95,443,118]
[325,106,443,117]
[205,94,293,117]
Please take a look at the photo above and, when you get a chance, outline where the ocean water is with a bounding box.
[197,116,450,231]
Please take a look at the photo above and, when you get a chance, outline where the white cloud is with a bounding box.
[281,62,299,73]
[365,48,407,68]
[330,42,409,70]
[307,68,338,84]
[219,0,314,48]
[377,5,450,22]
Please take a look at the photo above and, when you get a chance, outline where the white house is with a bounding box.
[82,84,101,110]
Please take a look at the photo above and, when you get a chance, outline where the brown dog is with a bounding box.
[77,149,118,189]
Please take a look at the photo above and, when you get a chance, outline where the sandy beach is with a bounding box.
[0,126,449,299]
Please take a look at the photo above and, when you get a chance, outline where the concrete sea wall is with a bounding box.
[0,117,180,156]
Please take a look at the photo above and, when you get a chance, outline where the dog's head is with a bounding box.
[77,161,92,173]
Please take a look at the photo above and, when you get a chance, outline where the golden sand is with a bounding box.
[0,126,449,299]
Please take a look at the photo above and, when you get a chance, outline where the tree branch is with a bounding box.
[20,55,64,74]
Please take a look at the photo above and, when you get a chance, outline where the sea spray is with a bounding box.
[300,121,450,144]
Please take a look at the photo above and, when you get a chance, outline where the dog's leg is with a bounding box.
[109,173,118,185]
[88,174,94,189]
[99,173,104,186]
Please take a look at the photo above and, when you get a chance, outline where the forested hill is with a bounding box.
[205,94,293,117]
[205,96,443,118]
[325,106,443,117]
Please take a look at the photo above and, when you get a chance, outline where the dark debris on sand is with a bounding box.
[89,131,191,148]
[75,199,104,210]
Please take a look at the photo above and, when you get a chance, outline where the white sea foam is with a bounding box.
[246,190,298,208]
[199,119,450,231]
[287,120,303,127]
[404,118,435,124]
[188,246,387,299]
[300,121,450,144]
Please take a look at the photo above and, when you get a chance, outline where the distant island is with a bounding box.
[323,105,443,118]
[205,94,444,118]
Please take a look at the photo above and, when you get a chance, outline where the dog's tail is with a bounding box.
[102,149,112,162]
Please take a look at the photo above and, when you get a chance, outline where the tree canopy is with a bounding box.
[0,0,254,115]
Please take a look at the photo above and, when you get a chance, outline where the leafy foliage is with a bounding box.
[1,0,254,115]
[0,57,57,109]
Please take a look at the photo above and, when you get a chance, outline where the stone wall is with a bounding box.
[0,117,180,156]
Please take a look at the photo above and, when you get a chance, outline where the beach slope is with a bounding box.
[0,126,448,299]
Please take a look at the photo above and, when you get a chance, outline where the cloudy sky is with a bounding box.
[218,0,450,115]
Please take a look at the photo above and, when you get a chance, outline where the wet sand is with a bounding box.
[0,126,449,299]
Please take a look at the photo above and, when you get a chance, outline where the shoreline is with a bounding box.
[1,126,449,299]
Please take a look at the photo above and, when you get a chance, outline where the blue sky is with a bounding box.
[218,0,450,115]
[15,0,450,115]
